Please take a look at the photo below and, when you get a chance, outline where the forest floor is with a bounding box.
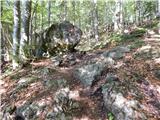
[1,28,160,120]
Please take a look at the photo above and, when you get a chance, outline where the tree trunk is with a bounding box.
[104,1,108,26]
[114,0,123,33]
[72,1,76,25]
[34,3,37,32]
[19,0,31,61]
[92,0,99,41]
[64,0,67,21]
[1,1,5,63]
[158,0,160,34]
[159,0,160,13]
[12,0,21,69]
[77,1,81,29]
[135,0,141,26]
[48,0,51,26]
[41,1,44,30]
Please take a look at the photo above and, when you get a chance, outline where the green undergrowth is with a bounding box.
[129,40,145,49]
[111,28,146,43]
[108,112,115,120]
[77,27,146,52]
[143,19,159,29]
[109,28,146,49]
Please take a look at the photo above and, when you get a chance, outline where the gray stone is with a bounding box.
[113,46,130,53]
[134,45,160,59]
[54,87,70,112]
[44,78,67,89]
[99,56,115,66]
[46,111,57,120]
[102,83,147,120]
[154,70,160,80]
[53,87,78,117]
[51,56,62,67]
[15,103,43,120]
[73,55,116,87]
[74,63,105,87]
[103,46,130,60]
[105,74,118,82]
[22,107,36,119]
[103,51,123,60]
[33,21,82,57]
[12,77,38,94]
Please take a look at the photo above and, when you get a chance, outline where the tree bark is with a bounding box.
[135,0,141,26]
[48,0,51,26]
[158,0,160,34]
[92,0,99,41]
[159,0,160,13]
[1,1,4,63]
[114,0,123,33]
[19,0,31,61]
[72,1,76,25]
[12,0,21,69]
[41,1,44,30]
[34,3,37,32]
[64,0,67,21]
[77,1,81,29]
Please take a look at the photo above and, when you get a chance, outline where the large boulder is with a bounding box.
[33,21,82,57]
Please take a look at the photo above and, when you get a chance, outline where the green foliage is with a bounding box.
[108,112,114,120]
[129,39,145,49]
[143,20,159,29]
[129,28,146,37]
[110,28,146,45]
[23,44,35,58]
[1,1,13,25]
[142,1,157,18]
[1,0,158,62]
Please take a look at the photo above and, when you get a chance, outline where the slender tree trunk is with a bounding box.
[114,0,123,33]
[159,0,160,13]
[1,1,4,63]
[158,0,160,34]
[30,1,38,56]
[41,1,44,30]
[77,1,81,28]
[72,1,76,25]
[34,4,37,32]
[48,0,51,26]
[64,0,67,21]
[104,1,108,26]
[91,10,95,36]
[135,0,141,26]
[19,0,31,61]
[12,0,21,69]
[92,0,99,41]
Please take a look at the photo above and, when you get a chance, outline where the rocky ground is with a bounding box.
[1,29,160,120]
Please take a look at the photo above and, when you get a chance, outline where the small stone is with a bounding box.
[102,46,130,60]
[154,70,160,80]
[46,111,57,119]
[105,74,119,82]
[51,56,62,67]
